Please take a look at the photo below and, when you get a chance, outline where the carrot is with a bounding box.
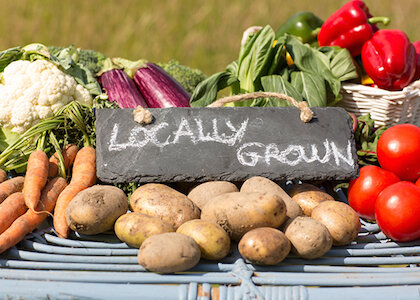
[48,144,79,178]
[68,146,97,187]
[23,150,49,213]
[0,176,25,204]
[0,169,7,183]
[0,192,27,234]
[53,146,96,239]
[0,177,67,253]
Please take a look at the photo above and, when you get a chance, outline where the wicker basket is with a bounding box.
[337,80,420,128]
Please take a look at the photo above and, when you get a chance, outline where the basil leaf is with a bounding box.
[290,71,327,107]
[190,71,239,107]
[284,35,341,98]
[261,75,302,107]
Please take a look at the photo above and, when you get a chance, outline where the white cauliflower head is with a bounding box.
[0,59,92,133]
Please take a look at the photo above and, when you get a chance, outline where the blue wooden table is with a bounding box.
[1,189,419,300]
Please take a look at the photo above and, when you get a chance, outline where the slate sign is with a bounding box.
[96,107,358,183]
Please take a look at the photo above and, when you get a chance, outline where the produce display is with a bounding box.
[0,0,420,277]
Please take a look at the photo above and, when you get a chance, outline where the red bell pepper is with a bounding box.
[413,41,420,81]
[361,30,416,91]
[318,0,390,57]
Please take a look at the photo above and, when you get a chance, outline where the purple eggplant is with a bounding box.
[133,63,190,108]
[98,59,148,109]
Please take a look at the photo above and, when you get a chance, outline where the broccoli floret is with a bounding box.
[158,60,207,94]
[47,45,64,57]
[48,46,106,74]
[77,48,107,74]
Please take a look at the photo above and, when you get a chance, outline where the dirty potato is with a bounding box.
[187,181,238,209]
[311,201,361,246]
[284,216,332,259]
[201,192,287,241]
[238,227,291,265]
[177,219,231,260]
[241,176,302,219]
[137,232,201,273]
[288,183,335,216]
[114,212,174,248]
[129,183,200,230]
[65,185,128,235]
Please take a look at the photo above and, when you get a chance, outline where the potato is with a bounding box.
[187,181,238,209]
[288,183,335,216]
[201,192,287,241]
[284,216,332,259]
[238,227,290,265]
[129,183,200,230]
[137,232,201,273]
[114,212,174,248]
[176,219,231,260]
[65,185,128,235]
[241,176,302,219]
[311,201,361,246]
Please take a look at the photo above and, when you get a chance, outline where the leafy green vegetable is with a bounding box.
[237,25,277,93]
[261,75,302,106]
[0,47,23,72]
[319,46,358,82]
[0,101,95,173]
[189,25,358,108]
[158,59,207,94]
[48,45,107,74]
[353,114,387,166]
[49,46,102,95]
[283,35,341,100]
[190,71,239,107]
[0,128,20,153]
[290,70,326,107]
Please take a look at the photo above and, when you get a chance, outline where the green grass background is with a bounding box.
[1,0,419,75]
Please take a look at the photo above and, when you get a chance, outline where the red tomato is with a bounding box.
[377,124,420,182]
[375,181,420,242]
[348,165,399,220]
[416,177,420,188]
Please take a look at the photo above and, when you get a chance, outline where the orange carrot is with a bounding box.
[0,176,25,204]
[0,177,67,253]
[23,150,49,212]
[68,146,97,187]
[48,144,79,178]
[0,192,27,234]
[53,146,96,239]
[0,169,7,183]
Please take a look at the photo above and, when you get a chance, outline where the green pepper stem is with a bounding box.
[311,27,321,37]
[368,16,390,26]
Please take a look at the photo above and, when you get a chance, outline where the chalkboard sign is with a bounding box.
[96,107,358,183]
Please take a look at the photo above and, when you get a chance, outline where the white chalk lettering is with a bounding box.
[330,140,355,167]
[109,117,249,150]
[237,142,264,166]
[237,139,354,168]
[107,117,354,169]
[195,118,214,142]
[172,118,196,144]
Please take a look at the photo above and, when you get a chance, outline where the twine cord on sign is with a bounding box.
[207,92,314,123]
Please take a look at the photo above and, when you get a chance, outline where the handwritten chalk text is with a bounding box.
[107,116,354,168]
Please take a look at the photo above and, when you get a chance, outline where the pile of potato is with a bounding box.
[65,177,361,273]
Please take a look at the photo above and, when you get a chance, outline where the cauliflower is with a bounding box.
[0,59,92,133]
